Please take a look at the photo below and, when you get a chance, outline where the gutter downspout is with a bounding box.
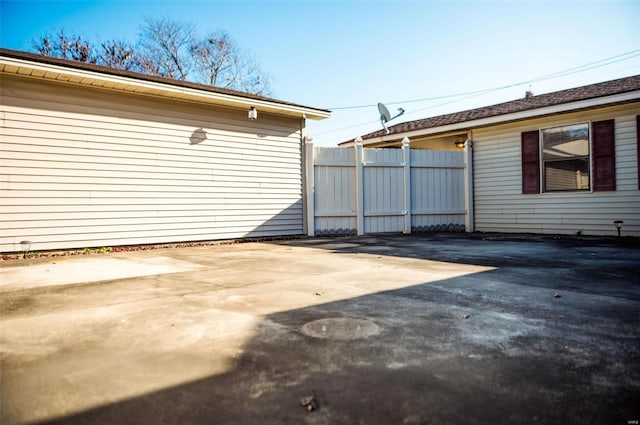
[464,131,475,232]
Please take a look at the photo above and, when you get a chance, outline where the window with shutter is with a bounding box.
[592,119,615,191]
[521,120,618,194]
[521,130,540,194]
[541,123,590,192]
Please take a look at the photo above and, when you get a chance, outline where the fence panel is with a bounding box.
[310,145,466,236]
[363,148,405,233]
[410,149,466,232]
[312,147,357,235]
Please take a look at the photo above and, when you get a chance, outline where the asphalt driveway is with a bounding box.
[1,234,639,424]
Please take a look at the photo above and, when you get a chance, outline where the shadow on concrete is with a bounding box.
[275,233,640,301]
[36,236,640,425]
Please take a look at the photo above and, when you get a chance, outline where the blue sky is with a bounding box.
[1,0,639,146]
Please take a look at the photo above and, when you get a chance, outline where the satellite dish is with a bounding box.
[378,103,391,122]
[377,102,405,134]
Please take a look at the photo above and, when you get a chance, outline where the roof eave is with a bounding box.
[345,90,640,145]
[0,55,331,121]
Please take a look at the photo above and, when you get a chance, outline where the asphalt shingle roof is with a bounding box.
[356,75,640,141]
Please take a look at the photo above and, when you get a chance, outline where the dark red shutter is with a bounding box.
[636,115,639,189]
[592,119,615,191]
[521,130,540,194]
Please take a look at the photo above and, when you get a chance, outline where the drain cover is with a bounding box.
[302,318,380,340]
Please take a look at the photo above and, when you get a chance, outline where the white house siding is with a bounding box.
[473,103,640,236]
[0,75,305,252]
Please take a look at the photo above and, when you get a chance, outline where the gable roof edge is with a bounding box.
[344,90,640,145]
[0,49,331,120]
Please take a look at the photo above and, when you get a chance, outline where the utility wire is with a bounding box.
[327,49,640,110]
[317,90,490,136]
[316,50,640,136]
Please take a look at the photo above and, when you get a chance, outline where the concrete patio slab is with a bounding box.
[1,234,639,425]
[0,256,205,292]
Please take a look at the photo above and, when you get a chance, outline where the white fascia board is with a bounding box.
[0,56,331,120]
[366,91,640,144]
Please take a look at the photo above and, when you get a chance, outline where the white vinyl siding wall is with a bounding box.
[473,103,640,236]
[0,75,305,252]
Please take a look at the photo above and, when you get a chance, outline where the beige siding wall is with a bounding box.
[0,75,305,252]
[473,103,640,236]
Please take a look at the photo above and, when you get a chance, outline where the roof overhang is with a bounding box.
[346,90,640,145]
[0,54,331,121]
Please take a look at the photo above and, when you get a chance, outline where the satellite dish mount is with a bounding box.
[378,102,405,134]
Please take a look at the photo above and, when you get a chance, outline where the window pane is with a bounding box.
[542,124,589,161]
[541,123,590,192]
[544,159,590,191]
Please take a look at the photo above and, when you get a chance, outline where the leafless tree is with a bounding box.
[34,30,96,63]
[137,17,194,80]
[31,18,272,96]
[190,31,271,95]
[99,39,137,71]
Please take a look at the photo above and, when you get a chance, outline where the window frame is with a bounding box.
[539,121,592,193]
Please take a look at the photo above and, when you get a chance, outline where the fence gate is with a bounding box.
[305,140,471,236]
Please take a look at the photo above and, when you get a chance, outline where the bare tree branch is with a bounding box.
[99,39,137,71]
[191,31,272,95]
[33,30,96,63]
[138,17,194,80]
[31,19,272,95]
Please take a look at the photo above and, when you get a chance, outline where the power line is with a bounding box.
[315,50,640,137]
[326,49,640,111]
[316,90,490,136]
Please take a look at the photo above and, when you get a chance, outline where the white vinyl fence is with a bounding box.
[305,139,472,236]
